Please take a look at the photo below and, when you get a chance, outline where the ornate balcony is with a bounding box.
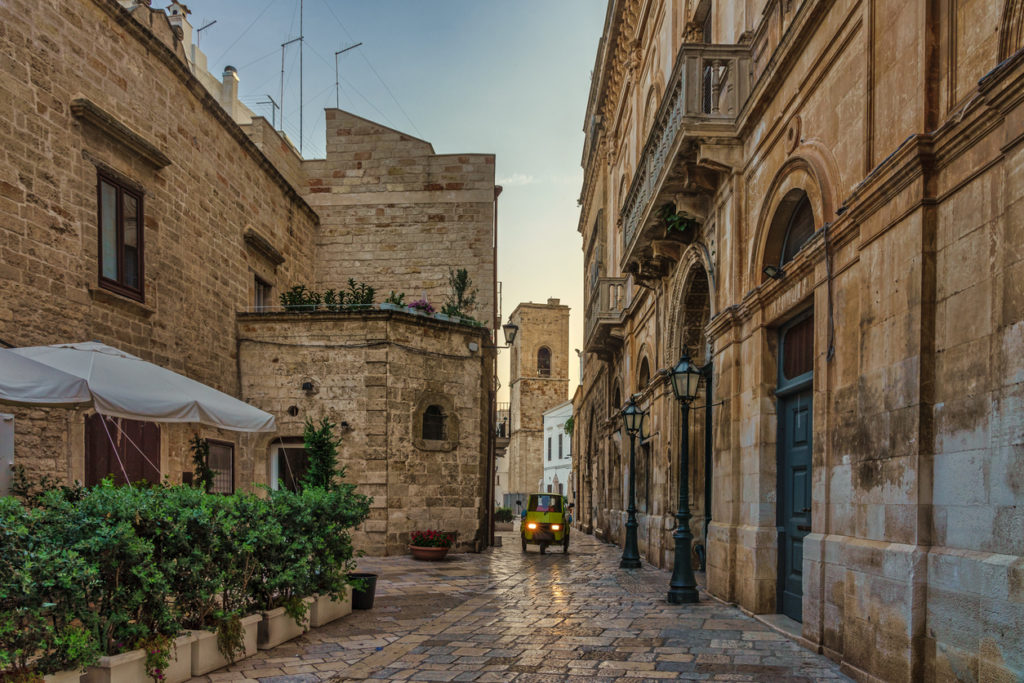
[620,43,752,277]
[584,277,629,359]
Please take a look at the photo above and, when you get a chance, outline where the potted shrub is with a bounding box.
[408,530,457,561]
[407,298,434,315]
[178,492,262,676]
[0,496,100,682]
[300,418,369,627]
[441,268,480,326]
[494,507,515,531]
[32,483,180,683]
[380,291,405,312]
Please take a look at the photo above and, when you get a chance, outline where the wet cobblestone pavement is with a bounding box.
[189,530,850,682]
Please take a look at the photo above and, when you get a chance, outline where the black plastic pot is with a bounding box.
[349,572,378,610]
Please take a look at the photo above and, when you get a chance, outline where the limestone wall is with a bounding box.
[576,0,1024,680]
[505,301,570,498]
[237,311,492,555]
[0,0,318,485]
[303,110,497,329]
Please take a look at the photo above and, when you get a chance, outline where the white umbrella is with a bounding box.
[0,347,93,407]
[9,342,275,432]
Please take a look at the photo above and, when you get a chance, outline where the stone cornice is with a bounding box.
[71,98,171,169]
[89,0,319,225]
[243,228,286,267]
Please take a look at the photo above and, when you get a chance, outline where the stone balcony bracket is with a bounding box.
[618,43,752,276]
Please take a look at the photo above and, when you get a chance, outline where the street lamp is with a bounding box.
[619,395,646,569]
[666,348,703,604]
[502,322,519,346]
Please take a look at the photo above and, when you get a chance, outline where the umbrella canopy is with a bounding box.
[0,348,93,408]
[9,342,276,432]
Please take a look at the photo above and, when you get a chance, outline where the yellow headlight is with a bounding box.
[527,522,537,529]
[550,524,561,531]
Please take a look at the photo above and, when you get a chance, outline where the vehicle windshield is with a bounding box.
[528,495,562,513]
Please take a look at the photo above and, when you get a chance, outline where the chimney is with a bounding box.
[166,2,193,51]
[220,66,239,120]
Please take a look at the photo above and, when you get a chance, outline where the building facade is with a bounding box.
[504,299,570,506]
[542,400,572,496]
[0,0,498,553]
[574,1,1024,680]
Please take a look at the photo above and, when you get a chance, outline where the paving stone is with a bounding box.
[186,532,849,681]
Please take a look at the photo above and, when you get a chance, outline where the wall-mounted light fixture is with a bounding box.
[502,322,519,346]
[763,264,785,280]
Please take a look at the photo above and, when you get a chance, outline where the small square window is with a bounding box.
[97,172,144,301]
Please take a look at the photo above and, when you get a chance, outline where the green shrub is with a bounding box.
[494,507,514,523]
[36,483,179,657]
[302,417,342,491]
[0,497,100,678]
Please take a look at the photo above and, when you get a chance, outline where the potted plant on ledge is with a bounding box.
[408,530,457,561]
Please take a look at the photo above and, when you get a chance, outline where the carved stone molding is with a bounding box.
[71,98,171,169]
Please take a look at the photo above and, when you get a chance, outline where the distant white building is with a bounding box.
[541,401,572,498]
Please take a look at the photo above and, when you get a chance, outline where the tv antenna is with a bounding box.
[257,94,280,129]
[334,43,363,109]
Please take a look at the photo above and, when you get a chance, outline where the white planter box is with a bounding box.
[82,648,145,683]
[43,671,82,683]
[309,589,352,628]
[162,633,194,683]
[189,613,261,676]
[257,600,311,650]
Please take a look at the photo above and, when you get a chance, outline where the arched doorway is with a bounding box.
[670,259,713,568]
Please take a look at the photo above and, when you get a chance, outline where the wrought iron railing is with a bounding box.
[620,43,752,256]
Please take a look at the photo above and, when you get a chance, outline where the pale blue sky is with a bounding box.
[191,0,607,401]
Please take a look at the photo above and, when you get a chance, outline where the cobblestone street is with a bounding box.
[189,530,850,682]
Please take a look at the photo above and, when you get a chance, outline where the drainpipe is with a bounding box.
[703,360,713,567]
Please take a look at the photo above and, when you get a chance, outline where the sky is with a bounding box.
[189,0,607,403]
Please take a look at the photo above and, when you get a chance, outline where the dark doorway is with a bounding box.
[776,314,813,622]
[277,447,310,492]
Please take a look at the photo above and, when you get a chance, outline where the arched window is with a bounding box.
[612,383,622,414]
[762,188,817,280]
[780,193,815,265]
[422,405,445,441]
[537,347,551,377]
[638,356,651,390]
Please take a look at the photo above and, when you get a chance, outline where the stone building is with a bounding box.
[574,0,1024,680]
[0,0,498,553]
[503,299,570,506]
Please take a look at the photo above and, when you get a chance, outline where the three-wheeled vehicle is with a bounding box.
[520,493,570,554]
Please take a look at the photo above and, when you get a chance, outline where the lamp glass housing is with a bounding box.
[621,396,644,435]
[669,353,703,403]
[502,322,519,346]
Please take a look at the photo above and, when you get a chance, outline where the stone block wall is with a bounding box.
[0,0,318,485]
[303,110,497,328]
[237,310,492,556]
[506,300,570,498]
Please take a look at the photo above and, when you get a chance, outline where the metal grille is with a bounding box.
[208,441,234,494]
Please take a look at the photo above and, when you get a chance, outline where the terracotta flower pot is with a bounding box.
[409,545,450,561]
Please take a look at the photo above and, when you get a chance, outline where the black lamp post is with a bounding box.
[619,395,645,569]
[667,349,703,604]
